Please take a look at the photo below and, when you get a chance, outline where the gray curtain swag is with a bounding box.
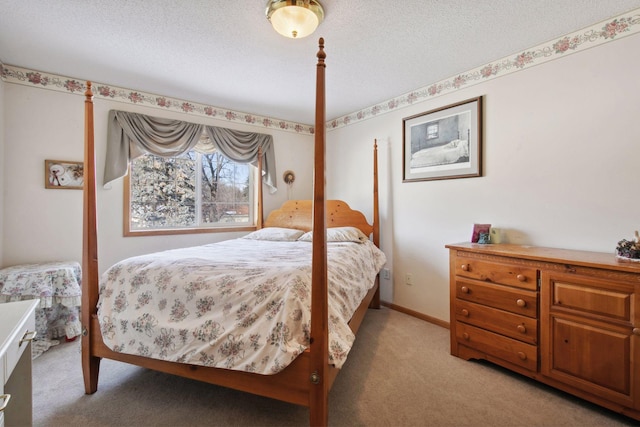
[104,110,277,193]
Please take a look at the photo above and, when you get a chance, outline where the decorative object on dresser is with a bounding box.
[616,230,640,261]
[446,242,640,421]
[471,223,491,243]
[489,227,503,244]
[402,96,482,183]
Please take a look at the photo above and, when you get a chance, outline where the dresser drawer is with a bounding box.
[456,279,538,318]
[4,314,36,382]
[550,277,632,323]
[455,256,537,290]
[455,299,538,345]
[456,322,538,372]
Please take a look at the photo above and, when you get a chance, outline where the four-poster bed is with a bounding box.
[81,39,382,426]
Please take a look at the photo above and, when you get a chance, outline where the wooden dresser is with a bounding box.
[446,243,640,421]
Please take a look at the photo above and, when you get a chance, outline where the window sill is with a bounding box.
[124,225,257,237]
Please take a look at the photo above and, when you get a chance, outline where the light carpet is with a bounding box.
[32,307,636,426]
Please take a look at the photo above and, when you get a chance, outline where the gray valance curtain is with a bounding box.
[104,110,277,193]
[204,126,276,191]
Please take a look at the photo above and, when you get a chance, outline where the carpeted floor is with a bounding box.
[32,307,636,426]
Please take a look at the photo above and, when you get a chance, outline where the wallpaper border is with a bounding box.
[328,9,640,130]
[0,65,315,136]
[1,9,639,134]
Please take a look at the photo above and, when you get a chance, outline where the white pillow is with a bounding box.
[242,227,305,241]
[298,226,369,243]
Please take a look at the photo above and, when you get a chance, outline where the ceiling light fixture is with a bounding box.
[266,0,324,39]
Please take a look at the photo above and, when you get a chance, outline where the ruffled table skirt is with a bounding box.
[0,261,82,355]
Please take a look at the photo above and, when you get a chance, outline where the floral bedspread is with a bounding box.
[97,239,386,374]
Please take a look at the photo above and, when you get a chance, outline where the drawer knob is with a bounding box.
[461,309,469,317]
[517,352,527,360]
[516,299,526,307]
[516,274,526,282]
[461,286,469,294]
[517,325,526,334]
[461,264,469,271]
[462,333,470,340]
[633,328,640,336]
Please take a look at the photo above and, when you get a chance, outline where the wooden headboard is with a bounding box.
[264,200,374,237]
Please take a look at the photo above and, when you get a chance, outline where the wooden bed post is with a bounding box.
[257,146,264,229]
[373,140,379,247]
[82,82,101,393]
[370,139,381,309]
[309,37,328,427]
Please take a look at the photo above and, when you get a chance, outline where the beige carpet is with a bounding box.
[33,307,636,426]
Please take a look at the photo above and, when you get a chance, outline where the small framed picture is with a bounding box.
[45,160,84,189]
[471,223,491,243]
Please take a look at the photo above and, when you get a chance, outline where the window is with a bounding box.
[426,122,439,139]
[126,150,254,235]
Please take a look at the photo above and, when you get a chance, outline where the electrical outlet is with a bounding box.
[405,273,414,286]
[382,268,390,280]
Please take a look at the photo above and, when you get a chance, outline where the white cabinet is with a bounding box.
[0,300,38,427]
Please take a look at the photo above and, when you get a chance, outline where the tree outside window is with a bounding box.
[128,151,252,233]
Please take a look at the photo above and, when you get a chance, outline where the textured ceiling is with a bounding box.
[1,0,640,124]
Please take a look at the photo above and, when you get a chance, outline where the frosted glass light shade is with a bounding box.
[266,0,324,39]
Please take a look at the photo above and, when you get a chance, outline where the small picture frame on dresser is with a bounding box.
[471,223,491,243]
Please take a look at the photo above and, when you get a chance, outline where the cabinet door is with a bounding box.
[540,271,639,409]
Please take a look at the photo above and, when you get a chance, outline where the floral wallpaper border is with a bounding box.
[329,9,640,130]
[1,9,639,134]
[0,65,315,136]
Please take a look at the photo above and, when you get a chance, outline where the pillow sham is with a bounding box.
[242,227,305,241]
[298,226,369,243]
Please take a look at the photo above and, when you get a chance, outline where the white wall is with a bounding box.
[2,85,313,272]
[3,30,639,324]
[327,33,640,323]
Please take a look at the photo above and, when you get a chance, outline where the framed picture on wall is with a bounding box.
[44,159,84,189]
[402,96,483,182]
